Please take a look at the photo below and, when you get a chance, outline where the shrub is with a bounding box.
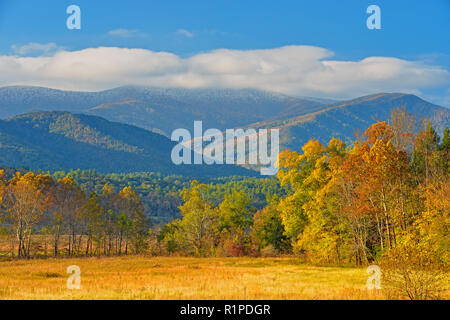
[380,244,448,300]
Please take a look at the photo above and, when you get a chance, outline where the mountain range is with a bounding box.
[0,86,330,136]
[0,86,448,176]
[0,111,254,177]
[245,92,449,151]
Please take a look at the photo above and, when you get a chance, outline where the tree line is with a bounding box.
[0,174,149,258]
[48,170,284,225]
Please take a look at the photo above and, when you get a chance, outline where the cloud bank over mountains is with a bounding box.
[0,45,448,100]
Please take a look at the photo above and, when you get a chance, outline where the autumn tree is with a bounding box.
[178,181,218,256]
[48,176,85,256]
[276,140,325,244]
[3,173,52,258]
[277,138,352,263]
[341,122,413,261]
[83,192,103,256]
[115,186,149,254]
[98,183,117,255]
[251,196,290,253]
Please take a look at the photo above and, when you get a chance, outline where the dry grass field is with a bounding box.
[0,256,388,300]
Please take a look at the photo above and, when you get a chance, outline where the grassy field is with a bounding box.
[0,256,389,300]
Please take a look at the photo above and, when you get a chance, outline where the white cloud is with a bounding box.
[176,29,194,38]
[11,42,62,56]
[107,29,147,38]
[0,45,448,99]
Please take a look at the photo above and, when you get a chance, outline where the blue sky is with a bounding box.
[0,0,449,105]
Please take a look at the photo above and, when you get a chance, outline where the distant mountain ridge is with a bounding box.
[0,86,329,136]
[244,92,450,152]
[0,111,254,177]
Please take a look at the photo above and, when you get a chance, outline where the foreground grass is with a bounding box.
[0,256,385,300]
